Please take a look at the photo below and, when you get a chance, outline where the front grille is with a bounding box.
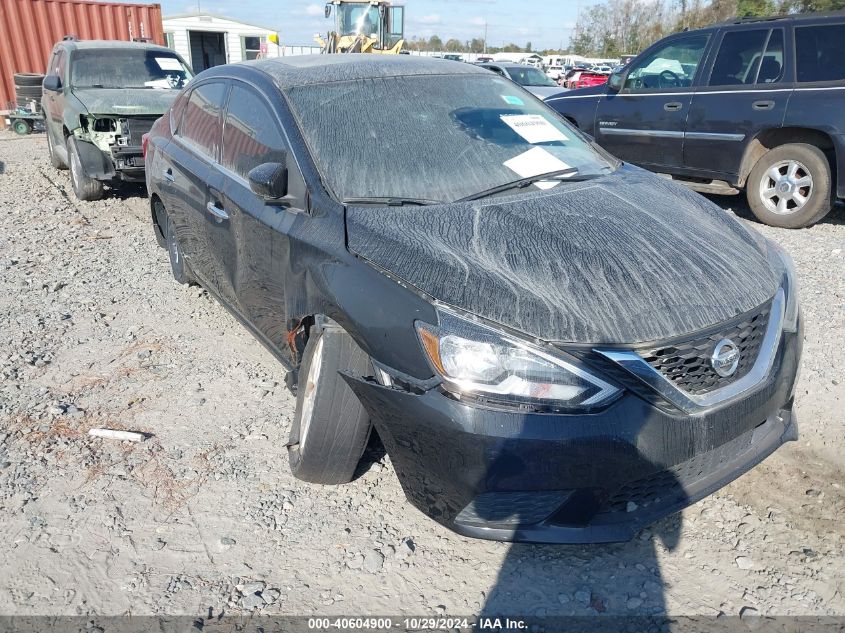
[123,117,157,147]
[639,303,770,395]
[604,427,755,513]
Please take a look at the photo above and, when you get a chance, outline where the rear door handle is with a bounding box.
[163,168,175,182]
[753,100,775,110]
[206,201,229,221]
[664,101,683,111]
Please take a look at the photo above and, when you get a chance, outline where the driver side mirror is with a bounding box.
[608,70,624,93]
[324,3,332,18]
[43,75,62,92]
[248,161,288,203]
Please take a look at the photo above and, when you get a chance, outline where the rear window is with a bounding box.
[795,24,845,83]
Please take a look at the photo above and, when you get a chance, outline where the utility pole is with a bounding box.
[483,21,488,53]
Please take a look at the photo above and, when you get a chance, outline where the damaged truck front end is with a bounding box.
[75,114,158,182]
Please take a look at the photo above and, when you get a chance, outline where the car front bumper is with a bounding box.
[345,327,801,544]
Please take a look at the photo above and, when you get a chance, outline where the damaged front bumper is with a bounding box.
[344,328,801,544]
[73,115,155,182]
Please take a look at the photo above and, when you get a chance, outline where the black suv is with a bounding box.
[547,12,845,228]
[42,39,192,201]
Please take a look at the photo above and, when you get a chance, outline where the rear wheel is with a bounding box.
[68,138,104,201]
[287,323,372,484]
[46,131,68,170]
[12,119,31,136]
[746,143,833,228]
[160,202,192,285]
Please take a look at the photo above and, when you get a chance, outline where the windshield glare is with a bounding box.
[286,75,614,203]
[71,49,192,89]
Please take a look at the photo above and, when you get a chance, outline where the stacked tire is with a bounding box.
[14,73,45,112]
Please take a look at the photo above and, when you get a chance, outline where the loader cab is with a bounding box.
[325,1,404,50]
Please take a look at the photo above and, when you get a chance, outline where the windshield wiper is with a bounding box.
[455,168,581,202]
[343,197,444,207]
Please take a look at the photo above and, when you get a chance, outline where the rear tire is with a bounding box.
[46,131,68,170]
[288,323,372,485]
[746,143,833,228]
[12,119,31,136]
[68,138,104,201]
[160,202,193,285]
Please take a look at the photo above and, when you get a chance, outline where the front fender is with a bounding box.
[70,137,115,180]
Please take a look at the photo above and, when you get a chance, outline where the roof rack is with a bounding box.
[718,9,845,25]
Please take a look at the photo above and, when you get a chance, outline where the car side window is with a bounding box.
[623,34,709,92]
[170,90,189,135]
[51,50,66,82]
[708,29,769,86]
[179,82,228,160]
[795,23,845,83]
[221,84,288,181]
[756,29,784,84]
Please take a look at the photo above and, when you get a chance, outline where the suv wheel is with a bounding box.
[287,323,372,484]
[746,143,833,228]
[46,131,68,170]
[68,138,104,201]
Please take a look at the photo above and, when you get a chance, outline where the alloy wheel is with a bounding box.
[759,160,813,215]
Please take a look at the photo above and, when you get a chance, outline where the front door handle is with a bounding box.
[664,101,683,112]
[206,201,229,221]
[753,100,775,111]
[163,168,175,182]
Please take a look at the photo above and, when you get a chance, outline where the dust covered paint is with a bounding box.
[346,164,778,345]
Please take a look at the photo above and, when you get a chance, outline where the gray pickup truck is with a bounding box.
[42,38,192,201]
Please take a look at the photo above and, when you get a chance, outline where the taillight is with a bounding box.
[142,133,149,159]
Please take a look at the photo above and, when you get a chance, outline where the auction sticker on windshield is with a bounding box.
[501,95,525,105]
[501,114,568,144]
[504,147,571,189]
[155,57,183,71]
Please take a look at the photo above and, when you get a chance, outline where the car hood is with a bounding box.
[72,88,178,116]
[346,165,779,345]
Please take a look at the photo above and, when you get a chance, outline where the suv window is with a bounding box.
[709,29,769,86]
[222,84,288,180]
[49,49,66,82]
[624,34,709,91]
[796,23,845,83]
[180,82,228,160]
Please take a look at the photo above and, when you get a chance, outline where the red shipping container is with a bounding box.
[0,0,164,110]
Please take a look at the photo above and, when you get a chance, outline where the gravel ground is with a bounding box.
[0,131,843,618]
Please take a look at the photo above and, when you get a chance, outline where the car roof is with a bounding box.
[56,39,176,54]
[219,54,485,89]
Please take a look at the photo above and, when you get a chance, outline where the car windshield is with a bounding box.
[70,49,192,89]
[510,67,556,86]
[286,74,615,202]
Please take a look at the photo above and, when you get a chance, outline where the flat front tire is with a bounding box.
[746,143,833,228]
[288,323,372,485]
[68,138,104,201]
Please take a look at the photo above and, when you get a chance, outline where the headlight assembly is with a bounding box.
[415,306,621,411]
[767,241,799,333]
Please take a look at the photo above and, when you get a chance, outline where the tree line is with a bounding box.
[403,36,535,54]
[570,0,845,57]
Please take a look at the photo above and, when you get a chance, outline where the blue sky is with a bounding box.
[151,0,598,50]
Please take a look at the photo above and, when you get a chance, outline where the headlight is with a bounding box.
[415,306,621,411]
[767,241,799,333]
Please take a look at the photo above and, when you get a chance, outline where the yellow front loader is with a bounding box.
[316,1,405,54]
